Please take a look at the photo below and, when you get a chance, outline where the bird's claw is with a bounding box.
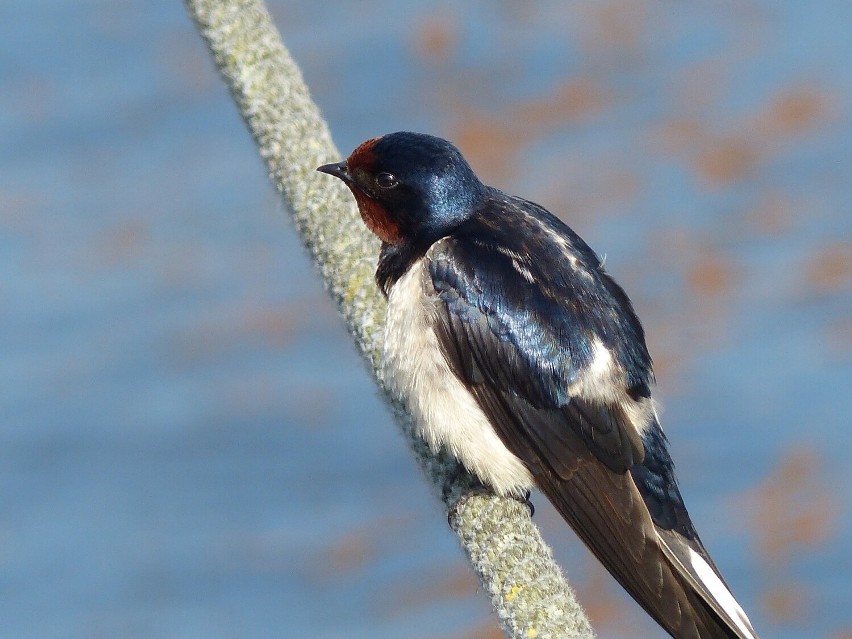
[518,490,535,517]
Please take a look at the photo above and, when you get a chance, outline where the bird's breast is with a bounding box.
[381,257,533,496]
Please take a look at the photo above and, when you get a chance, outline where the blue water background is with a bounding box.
[1,2,850,638]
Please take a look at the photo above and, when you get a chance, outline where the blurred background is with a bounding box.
[1,1,850,638]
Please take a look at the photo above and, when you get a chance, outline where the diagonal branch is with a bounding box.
[184,1,596,637]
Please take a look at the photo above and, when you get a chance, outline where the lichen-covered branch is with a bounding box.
[184,1,595,637]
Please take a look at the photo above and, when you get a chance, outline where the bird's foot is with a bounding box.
[516,490,535,517]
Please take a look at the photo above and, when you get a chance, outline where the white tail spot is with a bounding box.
[688,548,757,639]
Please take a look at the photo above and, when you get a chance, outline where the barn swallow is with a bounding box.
[318,132,759,639]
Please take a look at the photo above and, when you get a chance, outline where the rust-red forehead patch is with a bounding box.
[347,136,381,171]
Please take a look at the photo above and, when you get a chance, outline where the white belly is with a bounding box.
[382,258,534,497]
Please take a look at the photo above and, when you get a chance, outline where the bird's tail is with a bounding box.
[537,457,759,639]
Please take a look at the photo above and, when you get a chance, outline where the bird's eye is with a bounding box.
[375,172,398,189]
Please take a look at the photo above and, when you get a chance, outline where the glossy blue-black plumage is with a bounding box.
[426,195,647,468]
[435,193,653,401]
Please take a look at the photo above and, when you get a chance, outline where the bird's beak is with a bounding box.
[316,161,352,184]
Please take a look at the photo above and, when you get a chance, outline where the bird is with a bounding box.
[317,131,759,639]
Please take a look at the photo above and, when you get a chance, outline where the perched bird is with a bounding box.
[318,132,759,639]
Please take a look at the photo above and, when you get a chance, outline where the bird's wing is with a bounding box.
[427,222,651,474]
[426,233,758,639]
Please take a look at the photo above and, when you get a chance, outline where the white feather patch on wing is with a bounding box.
[382,258,534,497]
[567,337,656,438]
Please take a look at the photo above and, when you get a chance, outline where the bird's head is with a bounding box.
[317,132,486,247]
